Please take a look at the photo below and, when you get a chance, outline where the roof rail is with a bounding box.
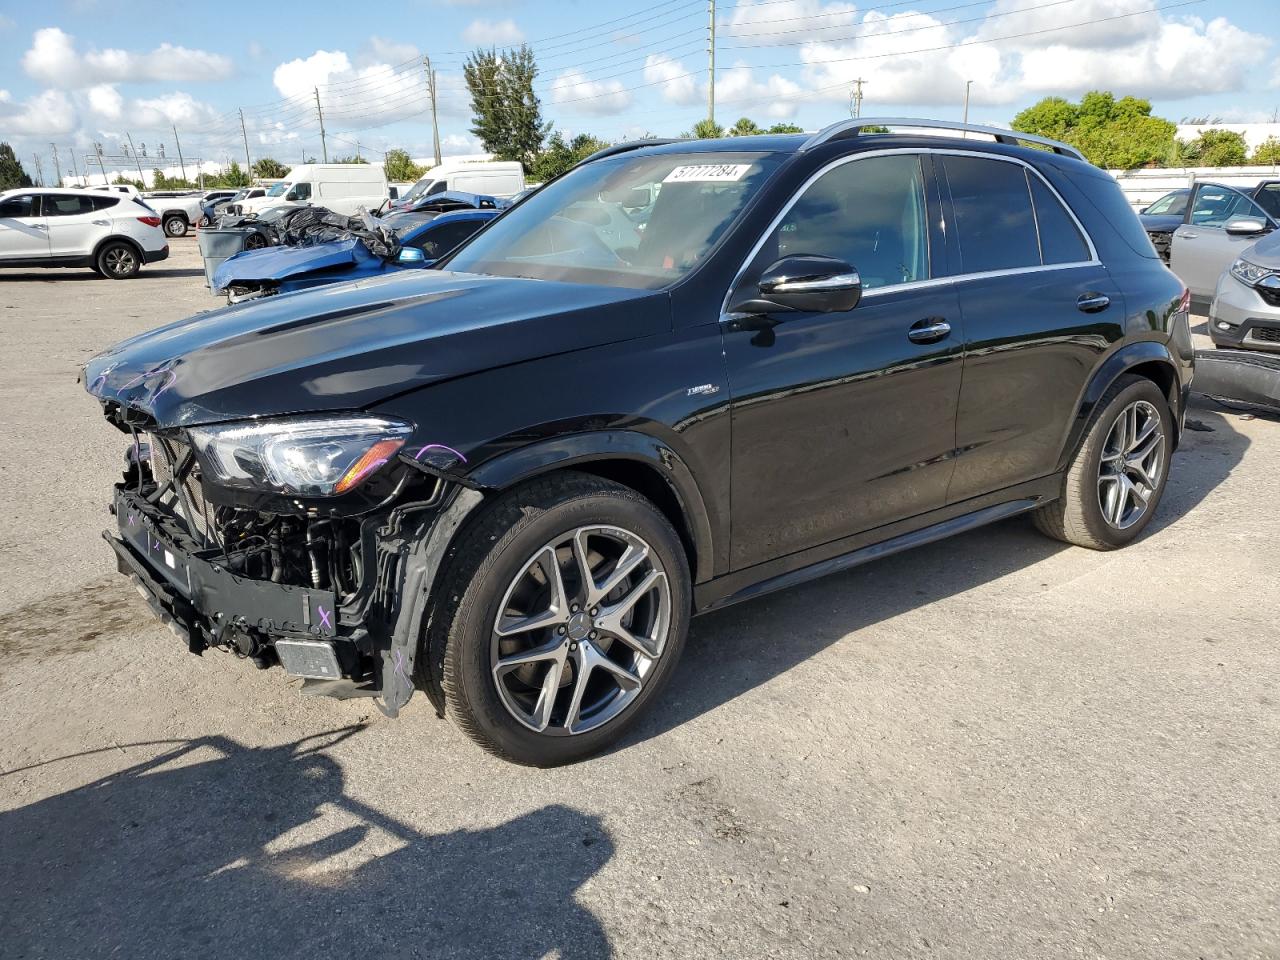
[800,118,1086,161]
[577,138,684,168]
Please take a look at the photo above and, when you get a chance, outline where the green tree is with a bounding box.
[221,161,251,187]
[1252,137,1280,165]
[727,117,762,137]
[333,155,369,164]
[1012,91,1176,169]
[0,143,34,189]
[464,44,550,169]
[1177,128,1248,167]
[383,148,425,182]
[531,131,610,182]
[252,157,290,179]
[112,174,145,189]
[149,169,197,190]
[681,119,724,139]
[767,122,805,134]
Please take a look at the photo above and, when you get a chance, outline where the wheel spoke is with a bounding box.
[596,569,665,658]
[1128,413,1158,454]
[592,542,648,607]
[530,655,567,732]
[493,637,564,676]
[494,546,569,637]
[1102,475,1124,525]
[564,648,594,733]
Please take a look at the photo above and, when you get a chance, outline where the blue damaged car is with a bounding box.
[212,195,503,302]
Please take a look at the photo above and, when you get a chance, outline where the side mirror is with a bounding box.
[750,255,862,313]
[395,247,427,267]
[1226,218,1267,236]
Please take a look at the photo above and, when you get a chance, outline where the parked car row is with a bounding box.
[1140,180,1280,354]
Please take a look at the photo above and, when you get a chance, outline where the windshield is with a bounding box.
[1146,191,1189,216]
[443,151,780,289]
[385,211,438,236]
[399,177,440,204]
[265,183,289,198]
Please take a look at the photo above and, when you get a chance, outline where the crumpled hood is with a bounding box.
[1243,229,1280,270]
[84,269,665,428]
[211,237,377,290]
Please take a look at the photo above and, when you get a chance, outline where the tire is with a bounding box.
[198,214,211,228]
[431,472,691,766]
[244,233,267,251]
[1033,375,1173,550]
[95,241,141,279]
[162,214,188,238]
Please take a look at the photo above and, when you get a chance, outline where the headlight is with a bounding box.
[1230,258,1276,286]
[189,415,411,496]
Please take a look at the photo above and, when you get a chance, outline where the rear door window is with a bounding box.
[0,195,37,218]
[1190,185,1268,227]
[943,155,1040,273]
[44,195,96,217]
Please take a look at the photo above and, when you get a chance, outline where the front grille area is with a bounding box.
[1257,285,1280,308]
[147,434,216,544]
[1251,324,1280,343]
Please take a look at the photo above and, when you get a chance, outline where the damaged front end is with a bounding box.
[99,399,480,718]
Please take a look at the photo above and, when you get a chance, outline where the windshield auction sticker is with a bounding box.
[663,164,752,183]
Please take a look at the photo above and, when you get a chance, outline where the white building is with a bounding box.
[1175,123,1280,151]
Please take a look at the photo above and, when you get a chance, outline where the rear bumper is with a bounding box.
[144,245,170,264]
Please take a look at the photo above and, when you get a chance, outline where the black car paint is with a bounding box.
[86,132,1191,715]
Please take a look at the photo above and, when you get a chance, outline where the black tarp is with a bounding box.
[214,206,400,259]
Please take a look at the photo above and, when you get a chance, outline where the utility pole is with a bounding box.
[707,0,716,128]
[963,80,973,127]
[173,125,188,183]
[314,87,329,163]
[49,143,63,186]
[94,142,108,186]
[32,153,44,187]
[425,55,441,166]
[239,108,252,178]
[850,78,866,118]
[125,132,146,185]
[69,149,80,186]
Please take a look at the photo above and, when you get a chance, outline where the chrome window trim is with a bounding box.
[721,147,1100,319]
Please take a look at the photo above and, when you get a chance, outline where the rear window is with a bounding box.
[1029,176,1091,264]
[91,196,120,211]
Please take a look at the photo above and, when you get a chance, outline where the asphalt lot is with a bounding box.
[1,240,1278,960]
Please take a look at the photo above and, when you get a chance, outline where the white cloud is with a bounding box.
[0,89,77,136]
[86,84,123,120]
[644,54,699,105]
[272,49,430,132]
[22,27,233,88]
[550,69,632,115]
[361,36,419,67]
[725,0,858,45]
[462,18,524,46]
[717,65,806,119]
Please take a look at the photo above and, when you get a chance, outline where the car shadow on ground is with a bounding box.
[0,728,615,959]
[626,397,1251,747]
[0,267,205,282]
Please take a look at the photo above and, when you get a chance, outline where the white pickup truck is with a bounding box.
[140,192,206,238]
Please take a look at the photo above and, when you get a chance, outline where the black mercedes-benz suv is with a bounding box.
[85,119,1193,765]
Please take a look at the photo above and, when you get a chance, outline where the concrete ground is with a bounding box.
[1,241,1277,960]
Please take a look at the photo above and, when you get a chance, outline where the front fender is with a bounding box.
[466,430,717,584]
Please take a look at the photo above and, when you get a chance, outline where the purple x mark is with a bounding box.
[316,604,333,631]
[126,511,137,527]
[393,649,408,682]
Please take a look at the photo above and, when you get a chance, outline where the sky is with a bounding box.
[1,0,1278,180]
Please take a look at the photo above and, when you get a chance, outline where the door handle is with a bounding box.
[1077,292,1111,313]
[33,224,48,231]
[907,317,951,344]
[92,219,109,226]
[1177,230,1198,238]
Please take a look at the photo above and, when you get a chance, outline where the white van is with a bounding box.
[394,161,524,207]
[233,164,388,217]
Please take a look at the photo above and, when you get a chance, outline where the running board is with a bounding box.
[699,498,1041,613]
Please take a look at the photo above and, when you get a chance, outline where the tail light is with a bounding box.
[1177,287,1191,315]
[137,216,162,227]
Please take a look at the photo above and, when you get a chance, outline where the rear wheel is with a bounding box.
[432,473,691,766]
[1033,375,1172,550]
[162,214,188,238]
[244,232,267,251]
[95,241,140,279]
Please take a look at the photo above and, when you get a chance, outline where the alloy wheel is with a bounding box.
[1097,399,1165,530]
[490,525,671,736]
[103,247,137,277]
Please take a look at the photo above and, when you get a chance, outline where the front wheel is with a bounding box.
[162,215,188,238]
[432,473,691,766]
[1033,375,1173,550]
